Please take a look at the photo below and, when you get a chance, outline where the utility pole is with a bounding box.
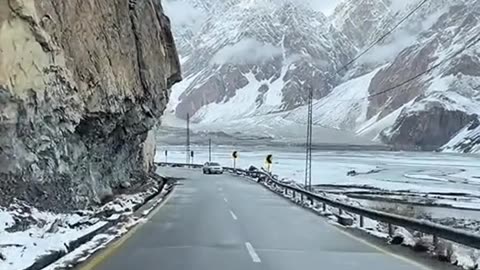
[304,86,313,191]
[186,113,190,164]
[208,138,212,162]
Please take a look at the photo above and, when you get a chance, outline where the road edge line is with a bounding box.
[229,210,238,220]
[77,186,177,270]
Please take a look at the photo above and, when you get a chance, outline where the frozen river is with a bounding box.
[155,145,480,214]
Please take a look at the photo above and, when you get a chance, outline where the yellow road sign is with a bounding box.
[266,154,273,164]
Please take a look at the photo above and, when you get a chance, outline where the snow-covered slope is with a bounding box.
[366,0,480,150]
[284,66,385,131]
[164,0,356,121]
[442,120,480,153]
[164,0,480,152]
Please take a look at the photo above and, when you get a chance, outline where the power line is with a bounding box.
[339,0,429,72]
[325,31,480,103]
[367,31,480,100]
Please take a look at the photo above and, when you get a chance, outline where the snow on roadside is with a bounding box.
[0,203,106,270]
[42,216,145,270]
[0,181,164,270]
[44,184,171,270]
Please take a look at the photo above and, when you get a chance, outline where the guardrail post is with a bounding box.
[388,224,394,237]
[322,203,326,212]
[293,190,296,199]
[284,187,287,195]
[359,215,364,228]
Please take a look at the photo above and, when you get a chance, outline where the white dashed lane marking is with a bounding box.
[229,210,238,220]
[245,242,261,263]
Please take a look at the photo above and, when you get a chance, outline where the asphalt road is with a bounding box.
[93,168,432,270]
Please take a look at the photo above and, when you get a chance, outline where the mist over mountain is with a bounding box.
[163,0,480,152]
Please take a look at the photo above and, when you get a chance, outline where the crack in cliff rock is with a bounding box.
[128,0,150,97]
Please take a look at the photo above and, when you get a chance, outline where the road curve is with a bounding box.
[91,167,431,270]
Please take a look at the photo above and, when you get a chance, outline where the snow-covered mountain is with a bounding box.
[165,0,356,122]
[163,0,480,152]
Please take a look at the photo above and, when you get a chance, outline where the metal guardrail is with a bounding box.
[156,162,480,250]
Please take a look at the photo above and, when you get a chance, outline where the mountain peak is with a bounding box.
[164,0,480,152]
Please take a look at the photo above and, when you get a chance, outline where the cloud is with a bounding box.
[307,0,343,15]
[421,7,447,30]
[163,0,206,30]
[360,29,418,64]
[358,3,447,65]
[389,0,419,13]
[211,39,283,65]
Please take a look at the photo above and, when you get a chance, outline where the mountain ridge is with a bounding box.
[163,0,480,152]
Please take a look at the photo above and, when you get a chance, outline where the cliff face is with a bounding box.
[0,0,181,210]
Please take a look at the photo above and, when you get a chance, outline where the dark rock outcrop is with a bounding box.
[367,42,438,120]
[363,1,480,150]
[441,119,480,153]
[0,0,181,210]
[382,104,478,150]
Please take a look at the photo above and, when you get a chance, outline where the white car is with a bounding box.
[203,162,223,174]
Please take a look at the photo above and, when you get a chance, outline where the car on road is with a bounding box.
[203,162,223,174]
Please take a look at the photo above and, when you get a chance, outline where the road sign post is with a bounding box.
[209,138,212,162]
[186,113,190,164]
[232,151,238,168]
[190,150,194,164]
[266,154,273,172]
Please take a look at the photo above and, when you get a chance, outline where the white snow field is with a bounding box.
[156,146,480,191]
[156,146,480,212]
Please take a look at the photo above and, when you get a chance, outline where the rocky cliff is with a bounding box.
[0,0,181,210]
